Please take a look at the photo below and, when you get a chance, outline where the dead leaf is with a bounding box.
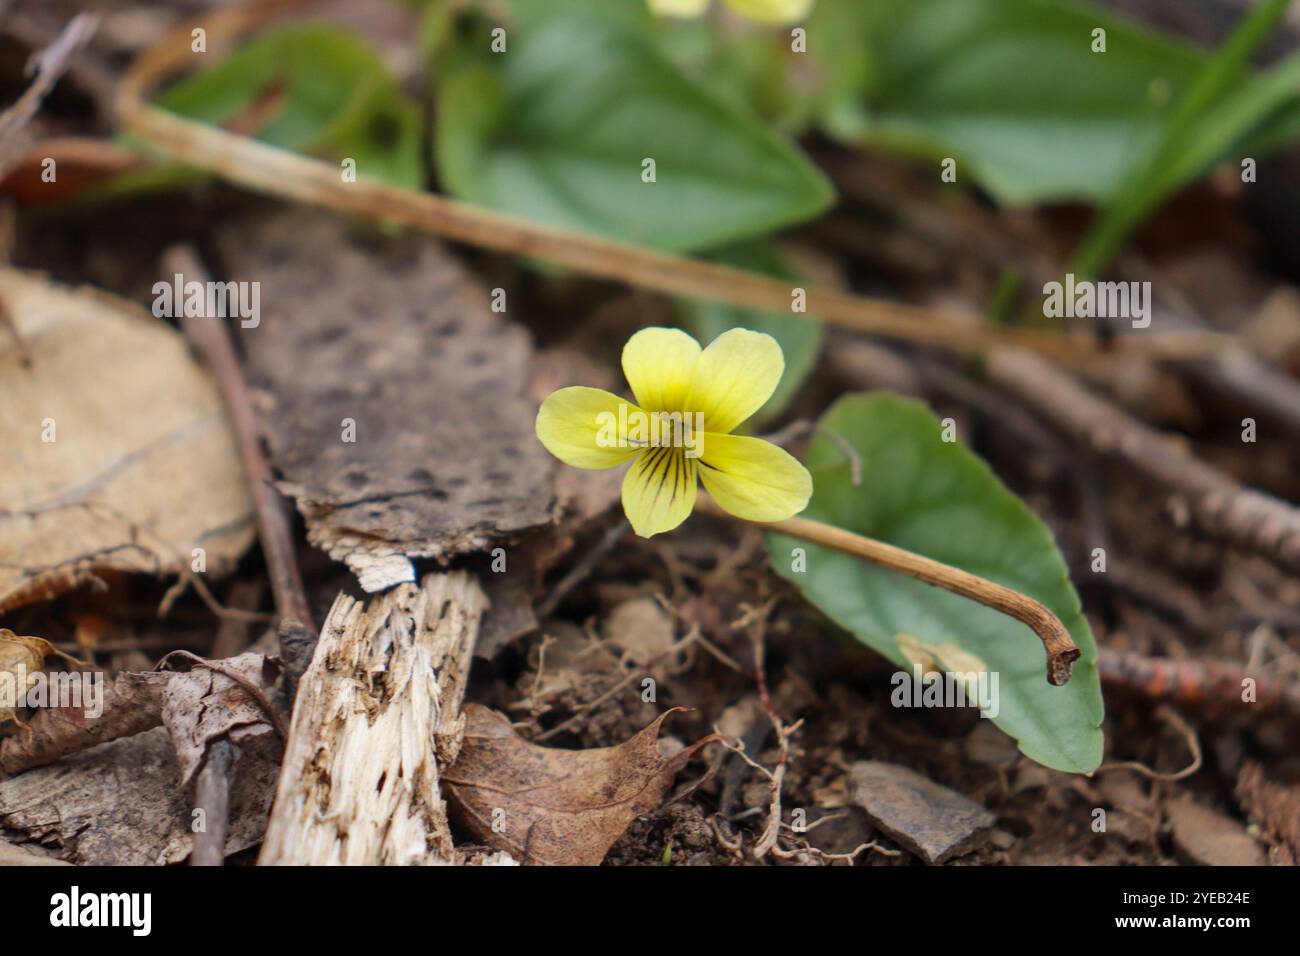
[214,211,556,591]
[157,652,283,786]
[0,628,78,725]
[444,703,717,865]
[1236,760,1300,865]
[0,268,256,613]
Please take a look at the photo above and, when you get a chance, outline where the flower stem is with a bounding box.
[696,497,1081,686]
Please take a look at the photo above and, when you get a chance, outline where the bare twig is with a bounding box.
[190,739,234,866]
[536,520,627,619]
[1096,706,1202,782]
[160,245,314,634]
[698,496,1082,686]
[533,626,702,743]
[0,14,99,158]
[985,347,1300,576]
[1097,646,1300,717]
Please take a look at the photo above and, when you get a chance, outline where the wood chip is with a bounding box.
[849,760,995,864]
[215,211,556,591]
[0,268,255,613]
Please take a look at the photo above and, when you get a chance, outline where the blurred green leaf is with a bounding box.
[152,23,424,189]
[434,15,833,252]
[811,0,1300,206]
[768,393,1104,774]
[675,242,821,426]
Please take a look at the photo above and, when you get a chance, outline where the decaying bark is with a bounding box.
[258,571,487,865]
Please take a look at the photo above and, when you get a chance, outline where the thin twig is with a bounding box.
[160,245,314,633]
[535,520,627,619]
[698,496,1081,686]
[191,739,234,866]
[114,2,1231,364]
[984,347,1300,576]
[533,626,702,743]
[1097,646,1300,717]
[1096,706,1202,782]
[0,14,99,156]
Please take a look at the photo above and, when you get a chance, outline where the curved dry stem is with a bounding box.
[113,1,1230,365]
[696,496,1081,686]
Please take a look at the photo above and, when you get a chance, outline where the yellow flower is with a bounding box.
[536,328,813,538]
[648,0,814,26]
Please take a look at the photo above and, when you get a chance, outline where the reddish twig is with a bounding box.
[1097,646,1300,717]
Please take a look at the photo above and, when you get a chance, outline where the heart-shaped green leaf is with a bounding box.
[434,15,833,253]
[768,393,1104,773]
[810,0,1300,206]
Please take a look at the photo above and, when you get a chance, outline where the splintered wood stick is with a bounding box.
[259,573,487,865]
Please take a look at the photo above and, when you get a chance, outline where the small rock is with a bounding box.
[605,597,676,666]
[849,761,995,864]
[989,828,1016,850]
[1165,795,1265,866]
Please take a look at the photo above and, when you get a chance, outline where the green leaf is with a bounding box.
[675,242,821,426]
[768,393,1104,773]
[151,24,424,189]
[433,15,833,253]
[811,0,1296,206]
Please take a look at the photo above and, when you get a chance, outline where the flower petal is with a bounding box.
[684,329,784,434]
[622,327,702,414]
[622,447,698,537]
[698,432,811,522]
[535,387,642,470]
[649,0,712,16]
[722,0,814,24]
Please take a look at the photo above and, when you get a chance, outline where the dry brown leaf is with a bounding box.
[0,628,79,725]
[0,268,256,613]
[157,652,283,786]
[444,703,717,865]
